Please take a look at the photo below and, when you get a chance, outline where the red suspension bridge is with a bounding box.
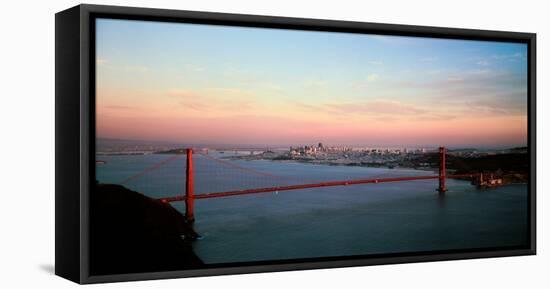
[132,147,485,223]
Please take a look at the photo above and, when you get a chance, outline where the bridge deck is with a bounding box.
[159,173,478,202]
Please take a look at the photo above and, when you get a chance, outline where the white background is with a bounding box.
[0,0,546,287]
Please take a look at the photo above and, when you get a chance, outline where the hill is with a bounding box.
[90,184,203,275]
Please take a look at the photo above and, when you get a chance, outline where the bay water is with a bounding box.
[96,152,528,264]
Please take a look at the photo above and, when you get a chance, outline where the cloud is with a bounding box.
[304,79,327,89]
[294,84,525,123]
[167,90,196,98]
[168,90,212,111]
[293,100,429,120]
[453,97,527,117]
[470,69,492,75]
[393,69,525,97]
[167,88,257,112]
[294,99,463,123]
[366,74,379,82]
[103,105,137,110]
[420,56,439,62]
[123,65,149,73]
[352,73,381,89]
[183,63,206,72]
[294,102,322,112]
[96,58,108,65]
[325,100,426,116]
[416,114,458,121]
[476,60,490,66]
[446,76,463,82]
[491,52,526,60]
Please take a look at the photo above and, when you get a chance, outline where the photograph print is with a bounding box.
[92,18,530,275]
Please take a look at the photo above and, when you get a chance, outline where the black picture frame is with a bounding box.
[55,4,536,284]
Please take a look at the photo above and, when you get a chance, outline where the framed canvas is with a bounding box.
[55,4,536,284]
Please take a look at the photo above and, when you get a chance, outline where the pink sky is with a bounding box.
[96,88,527,147]
[95,20,528,148]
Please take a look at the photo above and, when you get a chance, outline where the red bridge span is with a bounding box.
[157,147,481,223]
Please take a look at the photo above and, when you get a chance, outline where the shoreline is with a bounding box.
[96,151,529,185]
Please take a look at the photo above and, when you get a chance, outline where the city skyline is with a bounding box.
[96,136,525,151]
[96,18,528,148]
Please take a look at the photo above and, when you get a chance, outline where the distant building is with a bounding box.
[472,173,503,188]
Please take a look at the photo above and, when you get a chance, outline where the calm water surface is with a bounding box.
[96,152,528,264]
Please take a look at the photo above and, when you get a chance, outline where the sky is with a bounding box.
[95,18,528,148]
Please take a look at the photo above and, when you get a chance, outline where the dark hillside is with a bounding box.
[413,153,528,174]
[90,184,203,275]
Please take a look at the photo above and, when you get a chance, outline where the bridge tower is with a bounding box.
[437,146,447,194]
[185,148,195,222]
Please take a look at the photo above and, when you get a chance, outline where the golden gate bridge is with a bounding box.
[115,146,482,223]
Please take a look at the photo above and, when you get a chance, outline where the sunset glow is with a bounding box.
[96,19,528,148]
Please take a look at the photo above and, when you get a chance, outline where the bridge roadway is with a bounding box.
[159,173,479,202]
